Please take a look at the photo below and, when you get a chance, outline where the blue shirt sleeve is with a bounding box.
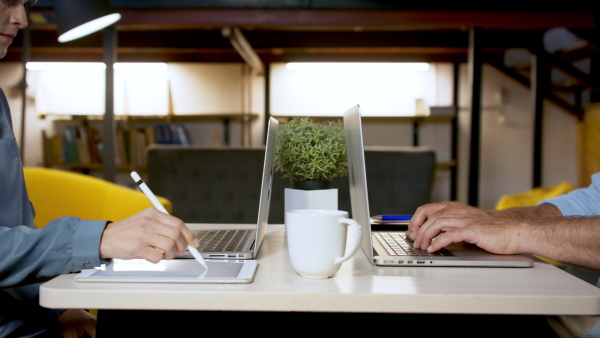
[0,217,108,288]
[0,88,109,333]
[538,172,600,217]
[0,88,108,287]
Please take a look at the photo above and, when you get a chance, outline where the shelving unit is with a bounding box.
[274,111,455,160]
[41,113,259,174]
[272,110,457,198]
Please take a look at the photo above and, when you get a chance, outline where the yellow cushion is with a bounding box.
[495,181,575,210]
[495,181,575,266]
[23,167,172,229]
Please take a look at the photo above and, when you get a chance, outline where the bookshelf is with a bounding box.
[273,107,457,199]
[273,110,456,169]
[41,113,259,174]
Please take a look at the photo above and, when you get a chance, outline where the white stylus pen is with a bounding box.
[130,171,208,270]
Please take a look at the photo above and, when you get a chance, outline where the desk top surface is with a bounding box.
[40,224,600,315]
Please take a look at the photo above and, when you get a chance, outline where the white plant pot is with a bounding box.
[284,188,338,227]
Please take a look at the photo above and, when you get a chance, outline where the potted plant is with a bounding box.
[274,117,347,219]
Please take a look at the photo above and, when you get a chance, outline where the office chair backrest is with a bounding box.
[147,146,267,224]
[363,147,436,216]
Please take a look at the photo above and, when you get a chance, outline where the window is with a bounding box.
[270,62,445,117]
[26,62,169,116]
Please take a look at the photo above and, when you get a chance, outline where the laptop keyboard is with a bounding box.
[196,229,253,252]
[374,232,455,257]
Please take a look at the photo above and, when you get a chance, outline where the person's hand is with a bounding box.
[99,207,199,263]
[415,214,524,255]
[58,309,96,338]
[408,201,487,248]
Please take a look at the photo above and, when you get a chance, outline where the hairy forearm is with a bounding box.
[518,216,600,271]
[485,203,562,219]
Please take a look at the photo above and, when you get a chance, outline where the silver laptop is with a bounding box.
[343,104,533,267]
[185,117,278,259]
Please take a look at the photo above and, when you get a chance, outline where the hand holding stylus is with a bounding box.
[127,171,207,269]
[99,208,195,263]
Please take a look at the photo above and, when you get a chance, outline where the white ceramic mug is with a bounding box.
[286,209,362,279]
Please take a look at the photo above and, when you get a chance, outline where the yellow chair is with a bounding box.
[23,167,172,229]
[495,181,575,210]
[23,167,172,318]
[495,181,575,266]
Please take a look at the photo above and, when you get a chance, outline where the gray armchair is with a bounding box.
[147,145,435,224]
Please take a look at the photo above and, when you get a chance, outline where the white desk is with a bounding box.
[40,224,600,315]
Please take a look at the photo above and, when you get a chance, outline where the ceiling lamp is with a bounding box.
[55,0,121,43]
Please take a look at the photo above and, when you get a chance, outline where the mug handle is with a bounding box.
[333,218,362,265]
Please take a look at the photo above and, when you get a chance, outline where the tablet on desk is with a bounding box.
[74,259,258,284]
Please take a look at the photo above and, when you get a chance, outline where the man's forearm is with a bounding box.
[485,203,562,219]
[519,216,600,271]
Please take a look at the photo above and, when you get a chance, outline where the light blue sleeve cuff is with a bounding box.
[538,173,600,217]
[71,220,110,270]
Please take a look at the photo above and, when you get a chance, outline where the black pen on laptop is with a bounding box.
[130,171,208,269]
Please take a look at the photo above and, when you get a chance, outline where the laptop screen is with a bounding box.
[343,104,375,262]
[254,117,279,254]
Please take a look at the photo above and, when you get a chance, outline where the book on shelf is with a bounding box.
[44,125,100,167]
[62,125,80,164]
[116,128,130,167]
[44,122,191,169]
[77,126,92,165]
[144,126,156,145]
[126,128,150,168]
[87,127,102,164]
[153,124,190,145]
[48,133,64,165]
[174,124,190,145]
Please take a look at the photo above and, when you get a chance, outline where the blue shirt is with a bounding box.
[0,89,108,336]
[539,172,600,217]
[539,172,600,336]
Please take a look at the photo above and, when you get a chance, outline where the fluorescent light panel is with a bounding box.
[26,62,107,71]
[286,62,430,72]
[26,62,167,71]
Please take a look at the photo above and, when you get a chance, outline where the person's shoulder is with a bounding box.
[591,172,600,184]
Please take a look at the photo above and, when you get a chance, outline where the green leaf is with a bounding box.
[274,117,347,181]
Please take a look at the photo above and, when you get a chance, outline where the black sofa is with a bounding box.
[147,145,436,224]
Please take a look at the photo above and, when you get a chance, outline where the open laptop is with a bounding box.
[343,104,533,267]
[183,117,278,260]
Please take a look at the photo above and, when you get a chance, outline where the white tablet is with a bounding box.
[74,259,258,284]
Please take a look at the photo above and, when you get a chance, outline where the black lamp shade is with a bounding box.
[55,0,121,43]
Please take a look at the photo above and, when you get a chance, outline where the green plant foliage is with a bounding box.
[275,117,347,182]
